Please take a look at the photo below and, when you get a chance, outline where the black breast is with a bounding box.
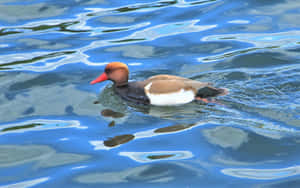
[113,82,150,105]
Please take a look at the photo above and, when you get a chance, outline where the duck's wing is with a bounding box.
[144,79,211,94]
[147,74,192,82]
[145,76,227,98]
[143,77,227,105]
[143,79,197,106]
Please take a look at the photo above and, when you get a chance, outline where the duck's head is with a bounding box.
[90,62,129,86]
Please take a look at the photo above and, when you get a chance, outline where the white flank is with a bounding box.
[144,82,195,106]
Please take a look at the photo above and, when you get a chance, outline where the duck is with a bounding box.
[90,62,228,106]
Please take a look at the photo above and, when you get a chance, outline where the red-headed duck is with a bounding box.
[91,62,228,106]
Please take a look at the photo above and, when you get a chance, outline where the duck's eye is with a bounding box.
[105,68,112,74]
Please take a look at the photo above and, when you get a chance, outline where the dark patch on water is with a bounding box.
[101,109,125,118]
[1,123,42,132]
[104,134,135,147]
[154,123,195,133]
[23,107,35,115]
[147,154,175,160]
[108,121,115,127]
[9,73,67,91]
[65,105,74,114]
[5,92,16,100]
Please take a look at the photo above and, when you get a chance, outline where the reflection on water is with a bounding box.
[0,144,90,168]
[75,162,204,185]
[90,122,204,150]
[154,123,196,133]
[120,151,193,163]
[123,20,216,42]
[222,165,300,180]
[200,31,300,62]
[100,15,135,24]
[0,119,85,134]
[75,164,173,184]
[105,45,155,58]
[101,109,125,118]
[0,3,66,23]
[104,134,135,147]
[0,177,49,188]
[1,123,42,132]
[1,0,300,187]
[203,126,248,149]
[19,38,70,50]
[0,144,90,186]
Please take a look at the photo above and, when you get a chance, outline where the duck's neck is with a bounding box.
[114,81,129,87]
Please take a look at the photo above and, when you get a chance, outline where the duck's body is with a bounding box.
[91,62,227,106]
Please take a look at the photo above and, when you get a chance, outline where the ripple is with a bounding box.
[119,151,193,163]
[0,119,85,134]
[115,1,176,13]
[175,0,219,7]
[105,45,155,58]
[0,20,86,41]
[1,0,300,186]
[74,164,173,184]
[127,19,216,42]
[199,30,300,62]
[203,126,248,149]
[0,51,75,71]
[0,177,49,188]
[100,15,136,24]
[0,3,66,23]
[90,22,150,36]
[0,28,23,36]
[0,72,104,122]
[0,5,218,72]
[210,116,300,140]
[228,20,250,24]
[87,0,219,17]
[0,144,90,168]
[0,144,90,185]
[75,162,202,184]
[222,165,300,180]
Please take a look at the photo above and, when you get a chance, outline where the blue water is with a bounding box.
[0,0,300,187]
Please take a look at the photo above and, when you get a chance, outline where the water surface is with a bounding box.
[0,0,300,187]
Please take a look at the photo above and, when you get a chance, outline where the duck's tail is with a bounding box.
[196,86,229,98]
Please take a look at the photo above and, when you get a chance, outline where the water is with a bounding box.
[0,0,300,187]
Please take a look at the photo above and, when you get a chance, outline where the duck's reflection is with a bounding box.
[154,123,196,133]
[93,86,212,150]
[90,122,203,150]
[94,85,129,125]
[0,119,84,135]
[103,134,135,147]
[101,109,125,118]
[100,109,125,127]
[108,120,116,127]
[119,151,193,163]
